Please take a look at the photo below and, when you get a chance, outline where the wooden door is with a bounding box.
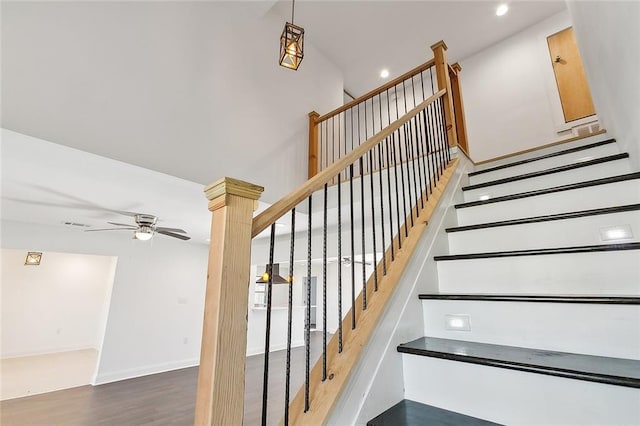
[547,27,596,123]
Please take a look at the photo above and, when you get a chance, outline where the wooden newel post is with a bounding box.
[450,62,470,155]
[308,111,320,179]
[430,40,458,148]
[195,177,264,426]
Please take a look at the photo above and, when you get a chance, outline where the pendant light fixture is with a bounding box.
[279,0,304,70]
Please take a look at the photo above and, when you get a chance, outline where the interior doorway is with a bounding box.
[547,27,596,123]
[0,249,117,400]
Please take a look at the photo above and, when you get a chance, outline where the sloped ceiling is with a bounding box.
[1,1,566,238]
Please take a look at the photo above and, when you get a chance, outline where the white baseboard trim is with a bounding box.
[246,339,305,357]
[1,345,98,360]
[93,358,199,385]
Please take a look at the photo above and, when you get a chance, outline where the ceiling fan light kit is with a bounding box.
[86,213,190,241]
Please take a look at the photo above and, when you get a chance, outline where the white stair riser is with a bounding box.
[463,159,632,202]
[422,300,640,359]
[469,143,620,185]
[456,179,640,225]
[473,134,613,172]
[448,210,640,253]
[437,250,640,295]
[402,355,640,426]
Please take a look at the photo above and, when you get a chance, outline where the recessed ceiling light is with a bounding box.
[380,69,389,78]
[496,4,509,16]
[479,195,491,201]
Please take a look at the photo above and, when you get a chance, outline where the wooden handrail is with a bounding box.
[252,89,446,238]
[315,58,436,123]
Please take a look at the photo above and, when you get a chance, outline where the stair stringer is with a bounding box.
[326,154,473,425]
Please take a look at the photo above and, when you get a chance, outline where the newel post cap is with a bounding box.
[204,177,264,210]
[430,40,448,52]
[451,62,462,72]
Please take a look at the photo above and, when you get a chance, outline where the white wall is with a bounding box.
[0,2,344,203]
[568,1,640,170]
[461,11,575,162]
[1,220,208,384]
[1,249,116,358]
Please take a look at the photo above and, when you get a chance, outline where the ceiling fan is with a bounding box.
[86,214,190,241]
[334,256,372,267]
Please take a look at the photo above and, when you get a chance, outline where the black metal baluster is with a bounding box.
[319,120,323,173]
[394,129,409,237]
[337,173,343,352]
[402,80,409,116]
[408,118,422,213]
[430,67,436,96]
[284,209,296,426]
[377,143,387,275]
[322,184,328,381]
[385,138,395,261]
[415,108,428,202]
[420,70,426,102]
[378,93,384,134]
[350,107,355,152]
[364,100,369,174]
[340,112,345,158]
[368,150,378,291]
[413,114,426,208]
[429,102,442,179]
[441,98,451,163]
[349,164,356,329]
[399,124,413,230]
[324,121,329,172]
[436,98,447,171]
[386,89,392,127]
[411,75,417,108]
[421,109,433,195]
[304,196,312,413]
[403,123,416,224]
[394,85,400,122]
[359,156,367,309]
[391,132,404,246]
[261,223,276,425]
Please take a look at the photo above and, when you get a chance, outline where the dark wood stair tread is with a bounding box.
[468,138,617,177]
[462,153,629,191]
[418,294,640,304]
[455,172,640,209]
[367,399,501,426]
[397,337,640,388]
[433,242,640,261]
[446,204,640,233]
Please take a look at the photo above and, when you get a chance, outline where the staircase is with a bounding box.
[369,134,640,425]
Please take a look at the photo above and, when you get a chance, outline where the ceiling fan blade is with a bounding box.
[156,230,191,240]
[85,228,135,232]
[156,229,191,241]
[156,226,187,234]
[107,221,137,228]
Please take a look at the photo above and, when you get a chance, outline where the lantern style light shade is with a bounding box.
[279,22,304,70]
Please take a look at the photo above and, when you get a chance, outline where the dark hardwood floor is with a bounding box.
[1,332,326,425]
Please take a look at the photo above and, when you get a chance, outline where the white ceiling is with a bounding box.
[273,0,567,96]
[1,1,567,243]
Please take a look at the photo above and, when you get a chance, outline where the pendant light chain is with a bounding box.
[291,0,295,24]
